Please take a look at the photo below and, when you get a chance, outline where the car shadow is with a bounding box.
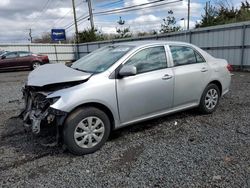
[0,69,30,73]
[0,108,202,162]
[109,108,201,141]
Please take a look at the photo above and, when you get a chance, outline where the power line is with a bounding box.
[32,1,85,37]
[94,0,183,16]
[95,20,162,24]
[97,0,123,8]
[51,0,85,28]
[30,0,52,27]
[65,15,90,30]
[64,0,182,31]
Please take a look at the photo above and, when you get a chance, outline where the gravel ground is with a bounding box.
[0,70,249,188]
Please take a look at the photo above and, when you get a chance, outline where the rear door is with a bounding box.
[116,45,174,124]
[168,45,210,107]
[0,52,19,69]
[17,51,32,67]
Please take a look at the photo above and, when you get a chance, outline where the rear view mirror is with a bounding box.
[119,65,137,77]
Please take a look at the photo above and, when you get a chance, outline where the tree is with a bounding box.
[137,30,158,37]
[116,27,131,38]
[77,28,105,43]
[33,33,52,43]
[237,1,250,22]
[196,0,250,28]
[195,3,219,28]
[115,16,132,38]
[160,10,181,33]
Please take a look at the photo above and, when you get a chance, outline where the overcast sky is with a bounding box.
[0,0,241,43]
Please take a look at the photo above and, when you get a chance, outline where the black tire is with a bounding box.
[63,107,111,155]
[198,84,220,114]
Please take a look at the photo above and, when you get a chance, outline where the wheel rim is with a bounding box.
[74,116,105,149]
[33,62,40,69]
[205,88,218,110]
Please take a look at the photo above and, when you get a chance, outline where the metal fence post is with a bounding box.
[76,43,79,60]
[240,25,246,70]
[86,43,89,54]
[28,44,31,52]
[54,45,58,63]
[189,31,192,43]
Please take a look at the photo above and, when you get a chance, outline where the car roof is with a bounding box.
[112,40,215,61]
[18,51,31,53]
[114,40,193,47]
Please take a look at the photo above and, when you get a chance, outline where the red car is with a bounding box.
[0,51,49,71]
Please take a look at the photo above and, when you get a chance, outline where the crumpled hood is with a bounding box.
[27,63,92,87]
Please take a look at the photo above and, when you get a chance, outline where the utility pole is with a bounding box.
[205,1,208,17]
[187,0,190,30]
[205,1,210,25]
[87,0,94,30]
[72,0,79,44]
[29,28,32,43]
[205,1,208,24]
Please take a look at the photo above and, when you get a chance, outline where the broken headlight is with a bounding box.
[49,96,60,105]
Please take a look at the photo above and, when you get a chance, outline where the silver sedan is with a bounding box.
[22,41,231,155]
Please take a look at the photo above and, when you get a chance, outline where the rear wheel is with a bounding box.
[199,84,220,114]
[63,107,111,155]
[32,61,41,70]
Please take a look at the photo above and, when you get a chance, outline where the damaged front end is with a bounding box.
[21,79,88,136]
[21,86,67,135]
[19,63,92,145]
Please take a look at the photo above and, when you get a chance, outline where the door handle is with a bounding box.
[201,67,208,72]
[162,74,173,80]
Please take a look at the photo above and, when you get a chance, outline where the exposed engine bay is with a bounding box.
[21,80,86,136]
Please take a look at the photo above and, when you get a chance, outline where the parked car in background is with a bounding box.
[0,50,8,57]
[0,51,49,71]
[21,41,231,155]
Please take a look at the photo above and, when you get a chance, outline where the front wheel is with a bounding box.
[199,84,220,114]
[63,107,111,155]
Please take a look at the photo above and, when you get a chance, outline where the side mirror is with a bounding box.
[1,55,6,59]
[119,65,137,77]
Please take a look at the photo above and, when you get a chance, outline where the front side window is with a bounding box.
[170,46,205,66]
[125,46,167,74]
[5,52,18,59]
[71,45,134,73]
[195,51,205,63]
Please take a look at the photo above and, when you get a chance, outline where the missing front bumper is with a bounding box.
[21,87,67,134]
[23,107,67,134]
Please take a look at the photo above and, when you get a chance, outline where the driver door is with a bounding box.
[0,52,19,69]
[116,45,174,124]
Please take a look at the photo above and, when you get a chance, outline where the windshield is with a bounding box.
[71,45,134,73]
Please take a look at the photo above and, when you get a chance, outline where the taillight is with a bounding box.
[227,64,233,72]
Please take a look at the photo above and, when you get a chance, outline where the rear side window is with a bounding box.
[125,46,168,74]
[19,52,31,57]
[170,46,205,66]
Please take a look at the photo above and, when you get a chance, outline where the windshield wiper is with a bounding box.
[72,67,97,74]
